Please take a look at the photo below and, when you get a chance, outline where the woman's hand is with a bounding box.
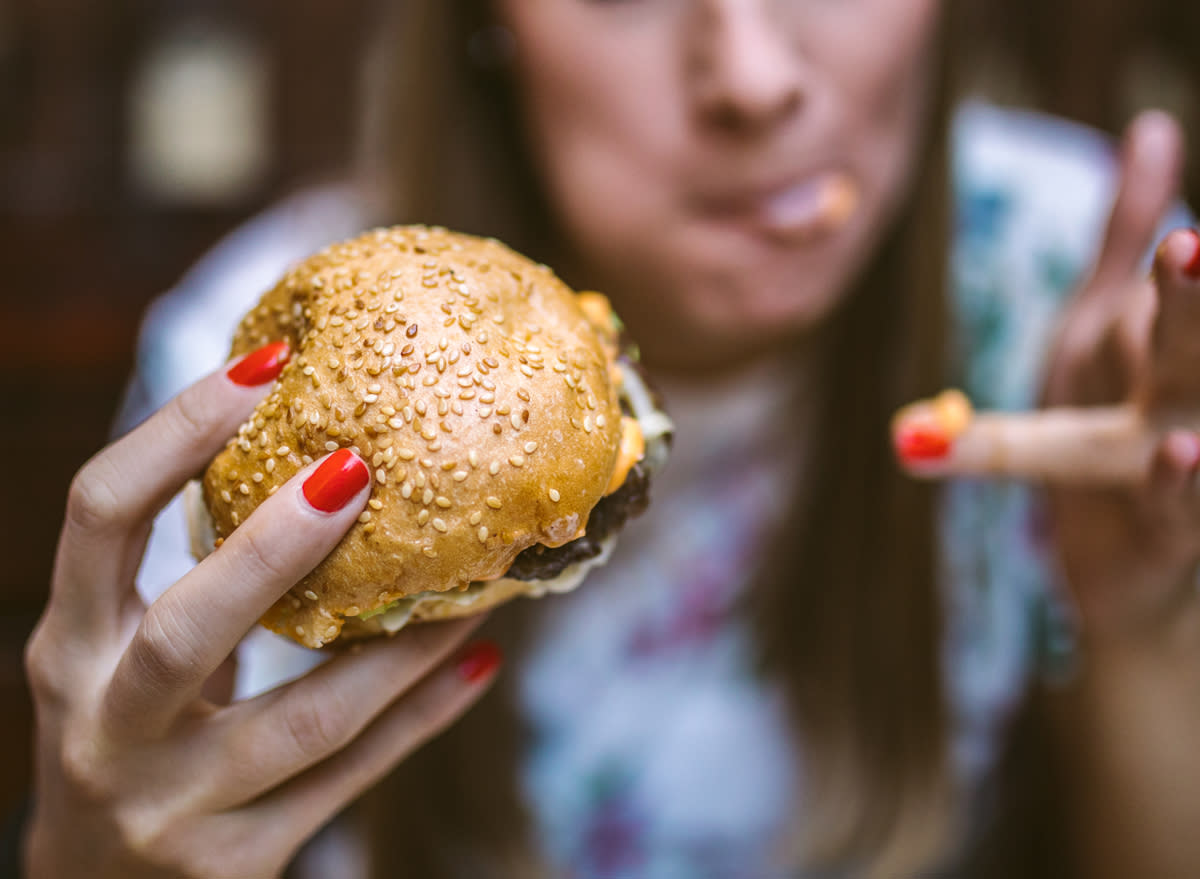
[896,111,1200,647]
[24,345,499,878]
[1038,111,1200,648]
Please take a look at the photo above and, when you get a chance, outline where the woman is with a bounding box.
[23,1,1200,877]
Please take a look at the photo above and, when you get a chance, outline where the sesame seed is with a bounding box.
[325,441,340,452]
[524,441,538,454]
[486,496,502,509]
[369,498,383,510]
[358,511,372,523]
[468,450,479,468]
[488,461,501,476]
[376,468,387,484]
[418,509,430,525]
[364,522,376,534]
[431,518,448,533]
[276,445,291,456]
[220,490,233,503]
[422,488,434,505]
[398,447,415,460]
[252,472,264,483]
[510,412,523,430]
[477,526,489,543]
[239,483,251,495]
[401,483,413,499]
[469,511,483,525]
[549,488,561,502]
[453,470,468,482]
[304,590,319,601]
[436,496,451,508]
[422,546,438,558]
[231,511,240,525]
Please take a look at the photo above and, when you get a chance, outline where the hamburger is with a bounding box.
[186,226,671,648]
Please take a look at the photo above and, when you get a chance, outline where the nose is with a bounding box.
[686,0,804,136]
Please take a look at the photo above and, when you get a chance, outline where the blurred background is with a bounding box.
[1,0,1199,819]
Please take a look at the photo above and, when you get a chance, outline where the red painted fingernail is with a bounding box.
[302,449,370,512]
[227,341,290,386]
[895,421,952,463]
[1183,229,1200,279]
[456,640,502,683]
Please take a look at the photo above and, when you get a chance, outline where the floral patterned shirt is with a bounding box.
[122,102,1190,877]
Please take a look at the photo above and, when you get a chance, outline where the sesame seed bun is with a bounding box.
[198,226,637,648]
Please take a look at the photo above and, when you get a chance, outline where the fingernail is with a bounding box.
[895,421,952,463]
[1182,229,1200,280]
[302,449,370,512]
[227,341,291,386]
[456,640,502,683]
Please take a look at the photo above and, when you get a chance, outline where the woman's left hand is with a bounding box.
[1040,111,1200,649]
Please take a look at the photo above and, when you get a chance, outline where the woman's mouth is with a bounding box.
[694,171,860,244]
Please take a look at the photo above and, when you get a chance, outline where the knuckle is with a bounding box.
[165,384,226,448]
[234,520,292,586]
[128,603,205,693]
[59,735,113,806]
[65,467,125,535]
[23,625,72,701]
[281,686,352,761]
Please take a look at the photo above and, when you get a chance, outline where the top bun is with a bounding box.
[201,226,624,647]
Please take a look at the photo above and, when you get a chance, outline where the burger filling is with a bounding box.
[503,353,670,581]
[367,534,620,633]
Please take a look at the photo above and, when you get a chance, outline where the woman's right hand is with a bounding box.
[23,344,500,878]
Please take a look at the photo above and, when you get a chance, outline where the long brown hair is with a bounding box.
[356,2,963,876]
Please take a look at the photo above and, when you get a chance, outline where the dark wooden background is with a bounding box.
[1,0,1198,824]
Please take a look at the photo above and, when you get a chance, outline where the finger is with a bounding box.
[239,640,502,856]
[1088,111,1183,296]
[208,615,485,806]
[53,342,290,634]
[104,448,370,735]
[894,403,1159,484]
[1146,229,1200,406]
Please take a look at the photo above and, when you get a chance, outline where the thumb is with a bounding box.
[1090,110,1184,294]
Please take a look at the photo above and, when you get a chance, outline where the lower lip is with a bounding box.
[704,172,860,245]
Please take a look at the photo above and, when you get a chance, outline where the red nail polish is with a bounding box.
[1183,229,1200,280]
[895,421,952,463]
[227,341,290,386]
[456,641,502,683]
[302,449,369,512]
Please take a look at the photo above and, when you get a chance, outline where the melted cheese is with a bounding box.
[606,416,644,495]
